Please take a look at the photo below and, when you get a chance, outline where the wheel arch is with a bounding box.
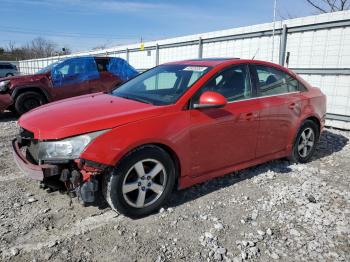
[115,142,182,190]
[301,115,321,138]
[11,86,50,102]
[288,114,322,153]
[152,143,181,189]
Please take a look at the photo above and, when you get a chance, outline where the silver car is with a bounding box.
[0,62,19,78]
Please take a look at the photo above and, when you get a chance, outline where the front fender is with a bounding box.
[80,111,191,178]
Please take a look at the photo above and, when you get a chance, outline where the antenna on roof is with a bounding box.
[252,48,260,60]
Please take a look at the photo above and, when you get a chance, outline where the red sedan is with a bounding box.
[12,58,326,217]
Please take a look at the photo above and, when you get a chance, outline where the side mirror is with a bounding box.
[193,91,227,109]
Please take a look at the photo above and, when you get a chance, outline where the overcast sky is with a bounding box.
[0,0,319,52]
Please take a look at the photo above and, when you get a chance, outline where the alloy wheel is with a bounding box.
[122,159,167,208]
[297,127,315,158]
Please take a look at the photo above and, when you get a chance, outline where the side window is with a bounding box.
[0,65,4,69]
[194,64,252,103]
[255,65,299,96]
[143,72,177,90]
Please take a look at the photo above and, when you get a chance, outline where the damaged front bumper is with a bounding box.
[12,139,58,180]
[12,138,109,203]
[0,93,13,113]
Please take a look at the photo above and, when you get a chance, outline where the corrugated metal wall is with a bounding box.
[17,11,350,125]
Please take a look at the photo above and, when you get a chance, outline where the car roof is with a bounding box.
[164,58,292,73]
[165,58,240,67]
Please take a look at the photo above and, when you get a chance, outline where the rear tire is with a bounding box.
[103,145,176,218]
[14,91,46,115]
[290,120,319,163]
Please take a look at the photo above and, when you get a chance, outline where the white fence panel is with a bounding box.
[159,45,198,64]
[300,74,350,116]
[287,27,350,68]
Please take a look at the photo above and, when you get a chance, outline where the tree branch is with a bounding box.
[306,0,328,13]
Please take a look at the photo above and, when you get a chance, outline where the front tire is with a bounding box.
[103,145,176,218]
[14,91,46,115]
[290,120,319,163]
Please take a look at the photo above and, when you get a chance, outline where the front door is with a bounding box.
[189,64,259,177]
[50,57,99,100]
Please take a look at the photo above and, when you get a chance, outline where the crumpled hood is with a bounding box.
[19,93,164,140]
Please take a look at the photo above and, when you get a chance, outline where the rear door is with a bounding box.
[250,64,302,158]
[189,64,260,177]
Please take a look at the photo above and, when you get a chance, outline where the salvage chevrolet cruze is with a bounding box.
[12,59,326,217]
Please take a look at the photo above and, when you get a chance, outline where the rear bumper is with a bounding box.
[0,93,13,112]
[12,139,57,181]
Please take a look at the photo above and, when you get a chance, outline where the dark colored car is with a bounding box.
[0,62,19,77]
[0,56,138,115]
[12,58,326,217]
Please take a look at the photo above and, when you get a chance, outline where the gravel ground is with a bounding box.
[0,112,349,262]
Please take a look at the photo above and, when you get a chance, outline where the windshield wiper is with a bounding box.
[118,95,153,105]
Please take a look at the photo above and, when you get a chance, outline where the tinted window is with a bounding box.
[0,65,4,69]
[194,64,252,103]
[255,65,299,96]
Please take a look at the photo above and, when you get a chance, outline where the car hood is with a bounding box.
[1,73,48,87]
[19,93,164,140]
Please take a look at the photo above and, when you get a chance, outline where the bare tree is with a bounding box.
[0,38,71,60]
[25,37,57,58]
[7,41,16,53]
[306,0,349,13]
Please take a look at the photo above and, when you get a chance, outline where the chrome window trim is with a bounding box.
[226,91,301,104]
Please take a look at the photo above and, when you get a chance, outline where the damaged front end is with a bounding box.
[12,127,111,204]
